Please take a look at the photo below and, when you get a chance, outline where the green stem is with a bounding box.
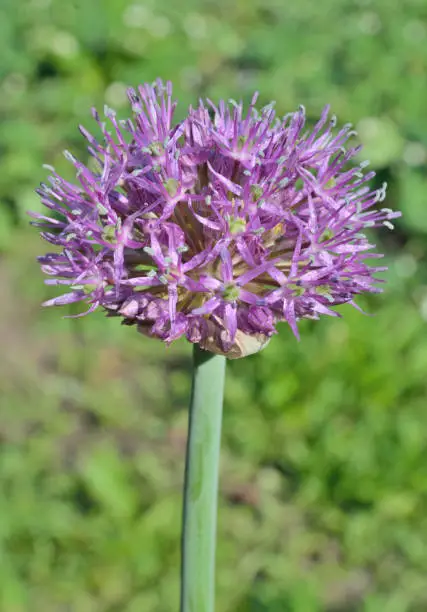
[180,345,227,612]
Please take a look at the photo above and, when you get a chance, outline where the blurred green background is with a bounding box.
[1,0,427,610]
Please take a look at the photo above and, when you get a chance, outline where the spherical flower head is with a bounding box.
[31,79,400,358]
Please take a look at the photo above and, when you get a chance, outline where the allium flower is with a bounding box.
[31,79,400,358]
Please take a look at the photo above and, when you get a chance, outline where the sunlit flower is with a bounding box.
[31,79,400,357]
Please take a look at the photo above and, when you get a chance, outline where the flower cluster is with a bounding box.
[31,79,400,357]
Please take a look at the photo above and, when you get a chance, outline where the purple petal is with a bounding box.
[42,291,86,307]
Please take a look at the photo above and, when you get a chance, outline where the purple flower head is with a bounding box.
[31,79,400,358]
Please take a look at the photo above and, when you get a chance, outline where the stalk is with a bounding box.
[180,344,227,612]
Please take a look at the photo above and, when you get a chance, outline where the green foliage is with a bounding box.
[1,0,427,610]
